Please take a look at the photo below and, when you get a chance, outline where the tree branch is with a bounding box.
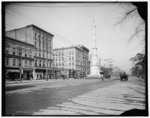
[114,7,137,26]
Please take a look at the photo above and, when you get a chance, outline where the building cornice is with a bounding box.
[54,46,84,52]
[27,24,54,37]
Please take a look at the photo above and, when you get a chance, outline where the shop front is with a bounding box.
[34,68,46,80]
[54,69,61,79]
[69,69,77,78]
[46,68,61,79]
[47,68,61,79]
[6,68,20,81]
[47,70,54,79]
[22,68,33,80]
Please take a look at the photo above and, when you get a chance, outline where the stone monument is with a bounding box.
[88,19,101,78]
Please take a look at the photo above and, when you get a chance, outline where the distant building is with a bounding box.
[87,60,91,75]
[5,36,35,81]
[53,45,90,78]
[5,25,56,80]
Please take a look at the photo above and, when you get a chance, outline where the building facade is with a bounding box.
[53,45,90,78]
[5,37,35,81]
[6,25,56,80]
[78,45,90,76]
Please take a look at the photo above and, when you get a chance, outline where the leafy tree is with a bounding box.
[130,53,145,79]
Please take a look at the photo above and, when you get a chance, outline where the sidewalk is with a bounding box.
[5,77,98,87]
[5,76,122,87]
[5,79,69,87]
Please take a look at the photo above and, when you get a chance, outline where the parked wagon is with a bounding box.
[120,72,128,81]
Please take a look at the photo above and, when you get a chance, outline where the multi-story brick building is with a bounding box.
[5,24,56,80]
[5,36,35,81]
[78,45,90,76]
[53,45,90,78]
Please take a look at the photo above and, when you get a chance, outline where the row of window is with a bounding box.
[54,50,74,56]
[35,52,53,59]
[54,51,89,60]
[55,57,88,62]
[5,47,54,59]
[55,57,74,61]
[34,32,51,41]
[55,62,89,67]
[5,47,33,58]
[34,40,52,51]
[55,62,75,66]
[5,58,33,67]
[83,57,89,60]
[34,32,52,51]
[5,58,54,68]
[34,60,52,68]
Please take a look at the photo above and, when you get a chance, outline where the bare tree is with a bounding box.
[115,2,147,43]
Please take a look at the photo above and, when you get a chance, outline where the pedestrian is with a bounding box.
[21,74,23,80]
[29,75,32,81]
[101,74,104,80]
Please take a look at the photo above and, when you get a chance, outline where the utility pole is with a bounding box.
[104,59,114,68]
[104,58,115,76]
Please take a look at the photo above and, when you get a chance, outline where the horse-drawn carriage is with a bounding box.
[120,72,128,81]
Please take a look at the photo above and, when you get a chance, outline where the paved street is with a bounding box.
[5,77,146,116]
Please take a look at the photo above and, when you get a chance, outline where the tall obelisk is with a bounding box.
[89,19,101,77]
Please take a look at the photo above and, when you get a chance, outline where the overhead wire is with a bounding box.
[5,5,89,69]
[5,23,16,29]
[5,6,83,57]
[7,6,77,46]
[5,8,31,25]
[11,3,104,8]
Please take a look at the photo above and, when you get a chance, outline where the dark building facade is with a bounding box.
[5,37,35,81]
[5,25,56,80]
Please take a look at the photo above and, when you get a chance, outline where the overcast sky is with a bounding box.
[5,3,145,73]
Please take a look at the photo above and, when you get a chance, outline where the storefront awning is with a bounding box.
[7,70,20,73]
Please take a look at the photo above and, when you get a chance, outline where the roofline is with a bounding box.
[79,45,89,52]
[6,24,54,37]
[54,45,89,52]
[54,46,83,51]
[27,24,54,37]
[5,36,35,47]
